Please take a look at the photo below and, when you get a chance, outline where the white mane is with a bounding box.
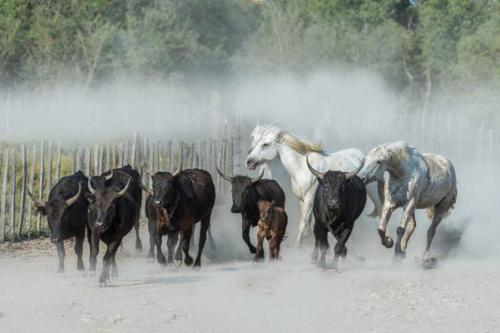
[252,125,323,155]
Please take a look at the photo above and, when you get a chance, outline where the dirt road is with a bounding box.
[0,233,498,333]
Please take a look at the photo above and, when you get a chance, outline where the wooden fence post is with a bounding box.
[56,142,61,181]
[27,145,36,237]
[0,150,9,242]
[9,150,16,239]
[131,132,138,169]
[18,145,27,238]
[85,147,91,177]
[37,141,45,233]
[47,141,53,190]
[94,144,99,176]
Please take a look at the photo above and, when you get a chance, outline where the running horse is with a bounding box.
[356,141,457,263]
[245,125,383,245]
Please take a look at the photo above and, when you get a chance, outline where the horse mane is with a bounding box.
[277,131,324,155]
[379,141,417,170]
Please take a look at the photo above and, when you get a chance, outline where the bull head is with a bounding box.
[28,182,82,242]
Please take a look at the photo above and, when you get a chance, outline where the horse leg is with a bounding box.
[423,208,446,260]
[366,181,383,218]
[75,232,85,271]
[395,199,416,258]
[333,228,352,270]
[183,227,194,266]
[378,201,395,248]
[296,196,313,246]
[175,231,185,264]
[400,213,416,253]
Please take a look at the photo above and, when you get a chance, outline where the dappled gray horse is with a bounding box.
[357,141,457,262]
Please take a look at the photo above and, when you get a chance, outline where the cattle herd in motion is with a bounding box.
[29,125,457,285]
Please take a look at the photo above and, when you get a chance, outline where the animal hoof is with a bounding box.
[249,247,257,254]
[422,257,438,270]
[193,259,201,268]
[184,256,194,266]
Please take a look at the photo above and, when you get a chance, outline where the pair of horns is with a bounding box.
[28,181,82,207]
[142,161,182,178]
[216,166,264,183]
[88,174,131,197]
[306,156,364,180]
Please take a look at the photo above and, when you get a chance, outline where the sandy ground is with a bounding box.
[0,227,499,333]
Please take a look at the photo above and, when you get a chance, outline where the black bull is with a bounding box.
[87,165,142,284]
[217,167,285,255]
[142,168,216,267]
[307,158,367,269]
[29,171,89,273]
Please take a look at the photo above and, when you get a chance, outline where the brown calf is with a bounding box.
[255,200,288,261]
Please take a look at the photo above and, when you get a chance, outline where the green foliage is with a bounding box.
[0,0,497,98]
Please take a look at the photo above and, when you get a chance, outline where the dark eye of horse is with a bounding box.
[262,143,270,148]
[376,160,382,164]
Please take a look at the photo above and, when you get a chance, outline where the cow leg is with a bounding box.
[194,215,210,267]
[311,221,322,262]
[254,225,265,262]
[110,248,119,280]
[315,224,329,268]
[75,233,85,271]
[155,233,166,266]
[242,220,256,254]
[378,201,396,249]
[269,234,278,260]
[55,241,65,273]
[147,218,155,260]
[99,241,120,285]
[175,231,185,264]
[333,229,352,270]
[135,220,142,252]
[183,227,194,266]
[166,232,177,264]
[89,228,100,274]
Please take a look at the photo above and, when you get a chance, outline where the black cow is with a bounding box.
[307,158,366,269]
[87,165,142,285]
[142,167,215,267]
[29,171,89,273]
[217,167,285,256]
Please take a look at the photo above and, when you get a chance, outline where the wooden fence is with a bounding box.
[0,122,238,243]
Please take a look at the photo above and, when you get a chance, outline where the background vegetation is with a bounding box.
[0,0,499,106]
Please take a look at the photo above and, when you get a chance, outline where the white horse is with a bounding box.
[357,141,457,261]
[245,125,383,245]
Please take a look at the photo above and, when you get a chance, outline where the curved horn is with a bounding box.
[140,182,154,196]
[251,168,265,183]
[216,166,232,182]
[28,190,45,207]
[346,157,365,179]
[173,159,182,176]
[88,178,96,194]
[306,156,325,180]
[65,182,82,207]
[117,177,131,197]
[104,170,113,181]
[142,162,155,177]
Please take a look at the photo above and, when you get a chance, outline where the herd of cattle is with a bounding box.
[27,125,458,285]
